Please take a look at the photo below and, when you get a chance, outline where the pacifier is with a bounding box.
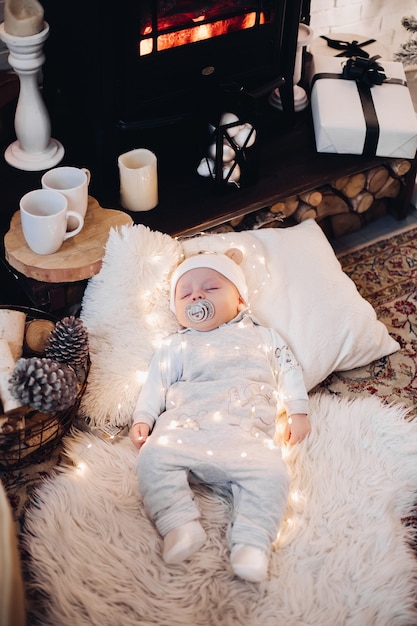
[185,299,214,323]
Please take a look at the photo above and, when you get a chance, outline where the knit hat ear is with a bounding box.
[224,247,244,265]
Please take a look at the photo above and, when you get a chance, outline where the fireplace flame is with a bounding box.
[140,12,263,56]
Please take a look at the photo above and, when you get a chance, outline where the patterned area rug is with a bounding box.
[315,226,417,412]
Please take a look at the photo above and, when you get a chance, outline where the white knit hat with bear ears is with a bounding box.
[170,251,248,314]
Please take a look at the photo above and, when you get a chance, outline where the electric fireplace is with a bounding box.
[41,0,310,199]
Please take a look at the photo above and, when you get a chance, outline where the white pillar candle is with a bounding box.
[118,148,159,212]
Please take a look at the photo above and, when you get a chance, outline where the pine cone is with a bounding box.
[45,316,89,375]
[9,357,79,413]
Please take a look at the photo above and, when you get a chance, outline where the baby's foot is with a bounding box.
[230,544,269,582]
[163,521,207,564]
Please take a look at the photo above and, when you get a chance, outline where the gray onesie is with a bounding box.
[133,311,308,553]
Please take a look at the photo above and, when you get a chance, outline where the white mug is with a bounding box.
[20,189,84,255]
[118,148,158,212]
[41,166,91,231]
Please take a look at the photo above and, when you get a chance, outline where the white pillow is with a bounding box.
[80,220,399,426]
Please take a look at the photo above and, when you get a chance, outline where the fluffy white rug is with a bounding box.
[24,394,417,626]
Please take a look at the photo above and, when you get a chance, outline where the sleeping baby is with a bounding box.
[129,250,310,582]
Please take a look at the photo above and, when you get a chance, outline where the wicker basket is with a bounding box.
[0,305,88,469]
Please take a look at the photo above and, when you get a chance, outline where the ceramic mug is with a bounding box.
[20,189,84,255]
[41,166,91,231]
[118,148,158,212]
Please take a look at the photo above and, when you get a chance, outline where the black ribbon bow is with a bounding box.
[342,55,386,88]
[320,35,376,58]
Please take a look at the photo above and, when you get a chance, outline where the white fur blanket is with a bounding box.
[24,394,417,626]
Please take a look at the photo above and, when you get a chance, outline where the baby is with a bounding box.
[130,250,310,582]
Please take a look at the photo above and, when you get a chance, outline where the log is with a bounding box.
[228,215,245,228]
[331,175,350,191]
[239,208,283,230]
[0,309,26,362]
[298,190,323,207]
[348,191,374,213]
[0,340,22,413]
[361,199,389,225]
[365,166,389,194]
[315,187,350,220]
[292,201,317,223]
[330,212,363,238]
[374,176,402,199]
[340,172,366,198]
[24,318,56,355]
[0,410,25,437]
[269,195,299,217]
[388,158,411,177]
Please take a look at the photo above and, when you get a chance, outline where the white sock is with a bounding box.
[230,544,269,582]
[163,521,207,564]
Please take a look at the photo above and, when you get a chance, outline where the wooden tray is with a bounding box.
[4,196,133,283]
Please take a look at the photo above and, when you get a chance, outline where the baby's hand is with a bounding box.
[284,414,310,445]
[129,422,150,449]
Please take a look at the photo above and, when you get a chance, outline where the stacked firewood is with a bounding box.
[211,158,413,237]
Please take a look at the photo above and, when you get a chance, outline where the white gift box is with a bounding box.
[309,55,417,158]
[308,33,388,60]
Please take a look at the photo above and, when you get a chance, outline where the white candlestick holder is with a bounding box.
[0,22,64,171]
[270,23,314,113]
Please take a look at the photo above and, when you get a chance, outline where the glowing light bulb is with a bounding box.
[291,490,300,503]
[76,461,87,475]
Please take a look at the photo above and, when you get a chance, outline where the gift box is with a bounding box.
[309,55,417,158]
[309,33,388,59]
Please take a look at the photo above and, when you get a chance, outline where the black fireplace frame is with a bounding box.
[41,0,311,201]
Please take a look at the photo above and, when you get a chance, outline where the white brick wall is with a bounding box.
[310,0,417,60]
